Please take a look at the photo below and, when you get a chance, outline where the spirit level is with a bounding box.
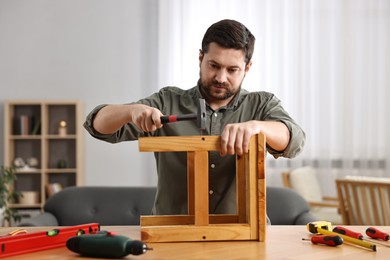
[0,223,100,258]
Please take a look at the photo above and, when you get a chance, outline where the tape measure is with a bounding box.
[307,221,332,234]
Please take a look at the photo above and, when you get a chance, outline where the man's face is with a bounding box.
[199,42,251,108]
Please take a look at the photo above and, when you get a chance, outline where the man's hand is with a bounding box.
[220,121,261,156]
[220,120,290,156]
[131,105,164,132]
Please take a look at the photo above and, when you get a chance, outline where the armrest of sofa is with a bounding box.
[294,211,318,225]
[266,186,318,225]
[18,212,59,227]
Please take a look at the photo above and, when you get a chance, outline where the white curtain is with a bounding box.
[157,0,390,196]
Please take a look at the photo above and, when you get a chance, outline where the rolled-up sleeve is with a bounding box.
[83,104,143,143]
[267,120,305,159]
[84,104,109,139]
[256,94,305,159]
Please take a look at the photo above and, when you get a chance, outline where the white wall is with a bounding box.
[0,0,158,186]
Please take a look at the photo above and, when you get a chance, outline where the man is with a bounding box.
[84,19,305,216]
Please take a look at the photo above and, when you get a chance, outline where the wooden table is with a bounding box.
[1,225,389,259]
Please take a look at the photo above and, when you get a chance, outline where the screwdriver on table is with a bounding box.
[333,227,363,239]
[333,226,390,247]
[302,235,343,247]
[366,227,390,241]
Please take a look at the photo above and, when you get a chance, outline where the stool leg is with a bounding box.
[187,152,195,215]
[193,150,209,226]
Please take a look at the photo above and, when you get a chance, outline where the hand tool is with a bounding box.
[333,226,390,248]
[302,235,343,247]
[66,230,152,258]
[333,226,363,239]
[366,227,390,241]
[0,223,100,258]
[307,221,376,251]
[160,98,206,131]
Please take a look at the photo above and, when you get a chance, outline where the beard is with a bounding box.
[198,78,241,101]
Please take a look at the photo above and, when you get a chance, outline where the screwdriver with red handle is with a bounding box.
[366,227,390,241]
[302,235,343,247]
[333,226,390,247]
[333,226,363,240]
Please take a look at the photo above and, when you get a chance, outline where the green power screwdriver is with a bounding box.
[66,231,152,258]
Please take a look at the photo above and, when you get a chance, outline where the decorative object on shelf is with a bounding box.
[0,166,22,226]
[19,191,39,205]
[26,157,38,169]
[16,115,31,135]
[31,117,41,135]
[13,157,25,168]
[57,159,67,169]
[46,183,63,197]
[58,120,67,136]
[13,157,38,171]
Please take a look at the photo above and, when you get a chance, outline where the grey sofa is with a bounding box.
[19,186,157,226]
[19,186,316,226]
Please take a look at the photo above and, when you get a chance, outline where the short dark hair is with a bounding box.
[201,19,255,64]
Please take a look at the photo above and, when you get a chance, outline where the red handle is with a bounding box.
[333,226,363,240]
[311,235,343,246]
[366,227,390,241]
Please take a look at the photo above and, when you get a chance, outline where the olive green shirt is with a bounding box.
[84,86,305,215]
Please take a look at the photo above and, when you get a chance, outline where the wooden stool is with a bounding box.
[138,133,266,242]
